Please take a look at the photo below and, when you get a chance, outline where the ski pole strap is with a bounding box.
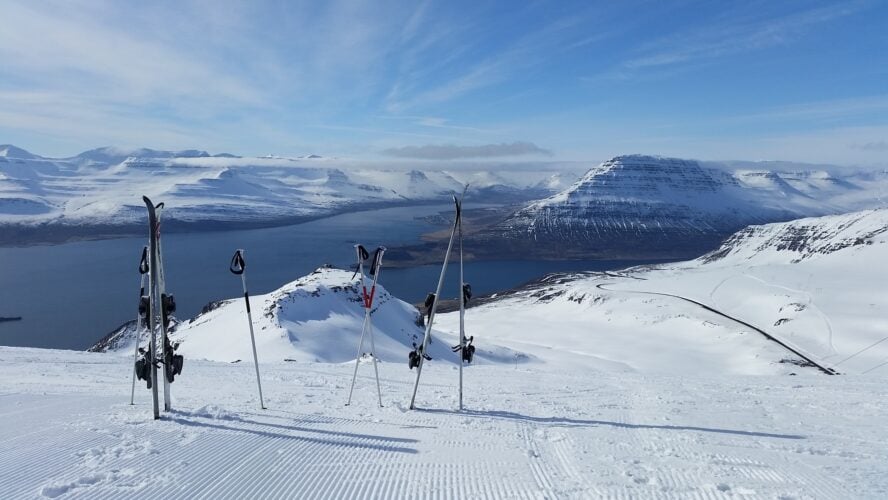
[462,283,472,303]
[139,246,149,274]
[230,250,246,275]
[453,194,462,223]
[351,244,369,280]
[369,247,384,277]
[424,292,436,319]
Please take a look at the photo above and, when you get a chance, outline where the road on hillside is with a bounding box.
[595,281,838,375]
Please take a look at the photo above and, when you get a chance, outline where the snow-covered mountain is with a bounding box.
[0,145,573,244]
[702,208,888,263]
[439,208,888,376]
[93,266,517,365]
[92,210,888,377]
[485,155,888,259]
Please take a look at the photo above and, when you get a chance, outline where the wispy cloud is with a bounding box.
[615,1,866,74]
[384,5,620,112]
[0,2,263,107]
[381,141,551,160]
[727,95,888,123]
[851,141,888,152]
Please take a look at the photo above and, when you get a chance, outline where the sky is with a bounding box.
[1,0,887,166]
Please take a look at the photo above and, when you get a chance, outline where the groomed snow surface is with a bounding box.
[2,347,887,499]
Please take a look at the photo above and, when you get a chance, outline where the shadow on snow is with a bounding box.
[418,408,805,440]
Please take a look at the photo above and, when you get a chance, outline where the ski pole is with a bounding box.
[230,249,266,409]
[346,246,367,406]
[368,248,385,407]
[130,246,149,405]
[458,204,465,411]
[347,246,386,407]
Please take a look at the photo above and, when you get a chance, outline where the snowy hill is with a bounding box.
[0,145,570,244]
[702,208,888,263]
[0,144,40,159]
[485,155,888,259]
[70,146,211,165]
[439,208,888,376]
[95,267,516,365]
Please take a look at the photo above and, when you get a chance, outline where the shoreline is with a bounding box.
[0,198,470,248]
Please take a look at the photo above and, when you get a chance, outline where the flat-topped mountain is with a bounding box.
[480,155,886,260]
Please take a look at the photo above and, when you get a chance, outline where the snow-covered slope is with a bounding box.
[91,211,888,377]
[95,267,517,365]
[0,145,570,243]
[440,209,888,376]
[487,155,888,259]
[3,345,887,498]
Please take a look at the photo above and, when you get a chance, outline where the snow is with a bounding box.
[495,155,888,254]
[1,346,886,498]
[439,208,888,377]
[4,175,888,496]
[0,145,569,231]
[100,267,520,367]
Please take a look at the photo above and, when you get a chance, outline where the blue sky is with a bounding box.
[1,0,886,165]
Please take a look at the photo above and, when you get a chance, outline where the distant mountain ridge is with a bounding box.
[480,154,888,260]
[0,144,574,244]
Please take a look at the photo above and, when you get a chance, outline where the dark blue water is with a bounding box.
[0,204,641,350]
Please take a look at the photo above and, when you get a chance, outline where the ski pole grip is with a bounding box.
[369,246,386,276]
[230,249,246,275]
[139,246,149,274]
[356,244,369,261]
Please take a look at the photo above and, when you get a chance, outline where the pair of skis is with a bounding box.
[409,186,472,411]
[346,245,385,407]
[131,196,183,420]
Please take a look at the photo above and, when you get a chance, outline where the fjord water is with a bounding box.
[0,204,642,350]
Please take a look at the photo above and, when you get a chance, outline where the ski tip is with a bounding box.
[142,195,152,205]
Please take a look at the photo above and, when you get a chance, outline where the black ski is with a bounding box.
[142,197,161,420]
